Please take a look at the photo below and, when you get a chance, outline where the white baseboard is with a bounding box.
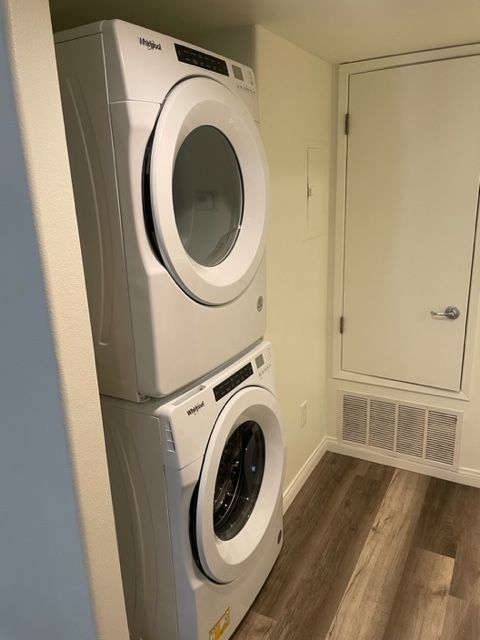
[283,436,334,512]
[329,438,480,488]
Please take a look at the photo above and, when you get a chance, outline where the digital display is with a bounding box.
[175,44,229,76]
[232,65,244,81]
[255,354,265,369]
[213,363,253,401]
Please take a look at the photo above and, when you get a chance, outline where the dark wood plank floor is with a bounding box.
[233,453,480,640]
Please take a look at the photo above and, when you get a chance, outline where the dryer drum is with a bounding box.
[213,420,265,541]
[172,125,244,268]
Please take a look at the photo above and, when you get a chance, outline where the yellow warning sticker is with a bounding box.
[209,607,231,640]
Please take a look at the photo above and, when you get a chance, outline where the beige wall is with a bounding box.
[2,1,129,637]
[196,25,333,493]
[255,27,332,490]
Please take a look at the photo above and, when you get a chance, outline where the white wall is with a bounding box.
[1,1,129,638]
[195,26,333,495]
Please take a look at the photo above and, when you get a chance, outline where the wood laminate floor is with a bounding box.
[233,453,480,640]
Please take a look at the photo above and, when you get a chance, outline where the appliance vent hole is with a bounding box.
[369,400,395,451]
[165,424,176,452]
[396,405,425,458]
[342,394,367,444]
[426,411,457,465]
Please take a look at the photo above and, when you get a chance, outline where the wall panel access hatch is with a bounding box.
[340,55,480,391]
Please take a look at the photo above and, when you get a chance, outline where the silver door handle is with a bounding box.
[430,305,460,320]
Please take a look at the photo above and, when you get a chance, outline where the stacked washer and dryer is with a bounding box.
[55,19,285,640]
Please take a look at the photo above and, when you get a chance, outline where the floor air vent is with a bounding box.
[340,392,461,468]
[369,399,396,451]
[342,394,368,444]
[426,411,457,465]
[397,405,425,458]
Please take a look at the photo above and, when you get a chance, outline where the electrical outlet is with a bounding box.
[300,401,307,428]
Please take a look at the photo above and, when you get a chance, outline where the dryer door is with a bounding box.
[147,77,269,306]
[193,386,284,584]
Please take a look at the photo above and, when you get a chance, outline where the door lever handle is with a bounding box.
[430,305,460,320]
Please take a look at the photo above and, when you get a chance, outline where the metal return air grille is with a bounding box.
[369,399,395,451]
[342,395,367,444]
[340,393,460,467]
[397,405,425,458]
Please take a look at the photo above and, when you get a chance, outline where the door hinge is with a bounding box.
[344,113,350,136]
[339,316,344,334]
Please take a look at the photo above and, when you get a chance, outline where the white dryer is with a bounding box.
[55,20,269,401]
[101,341,285,640]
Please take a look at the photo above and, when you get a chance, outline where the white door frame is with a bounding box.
[332,43,480,401]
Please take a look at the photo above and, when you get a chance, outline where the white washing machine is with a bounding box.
[101,341,285,640]
[55,20,269,401]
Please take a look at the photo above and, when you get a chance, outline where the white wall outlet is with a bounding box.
[300,401,307,428]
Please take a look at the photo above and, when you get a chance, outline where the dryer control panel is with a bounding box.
[174,43,256,95]
[232,64,256,96]
[175,44,228,76]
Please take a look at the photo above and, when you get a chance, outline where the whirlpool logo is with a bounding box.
[138,36,162,51]
[186,401,205,417]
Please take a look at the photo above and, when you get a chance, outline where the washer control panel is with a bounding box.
[256,344,272,379]
[213,344,273,402]
[214,363,253,401]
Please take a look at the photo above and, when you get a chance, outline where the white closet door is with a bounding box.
[342,56,480,391]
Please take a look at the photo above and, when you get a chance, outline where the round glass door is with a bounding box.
[172,126,243,268]
[213,420,265,541]
[194,387,284,584]
[149,77,269,305]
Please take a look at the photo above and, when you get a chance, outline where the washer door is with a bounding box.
[194,387,284,584]
[148,77,269,305]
